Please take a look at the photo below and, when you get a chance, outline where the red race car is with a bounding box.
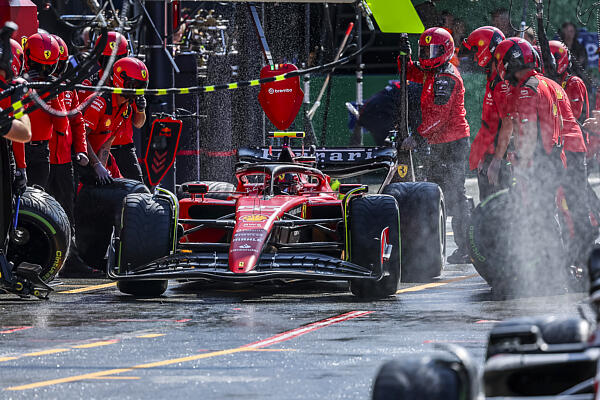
[107,133,446,298]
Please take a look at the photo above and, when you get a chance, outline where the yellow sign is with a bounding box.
[366,0,424,34]
[240,215,268,222]
[397,164,408,178]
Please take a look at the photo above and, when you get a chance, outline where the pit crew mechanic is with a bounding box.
[47,34,88,226]
[398,27,471,264]
[21,32,69,190]
[82,57,148,184]
[494,37,565,266]
[463,26,513,200]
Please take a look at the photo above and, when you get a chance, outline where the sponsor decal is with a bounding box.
[425,35,432,44]
[109,41,116,50]
[240,214,268,222]
[141,69,147,79]
[238,262,244,267]
[44,50,52,60]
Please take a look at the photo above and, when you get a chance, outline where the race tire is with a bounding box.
[486,316,590,359]
[348,195,401,298]
[383,182,446,282]
[116,193,173,297]
[75,178,149,269]
[8,187,71,282]
[176,181,235,200]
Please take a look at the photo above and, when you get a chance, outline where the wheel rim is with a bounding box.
[8,218,52,271]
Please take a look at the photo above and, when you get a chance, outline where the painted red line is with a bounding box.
[176,150,236,157]
[245,311,373,349]
[475,320,499,324]
[0,326,33,334]
[175,319,191,323]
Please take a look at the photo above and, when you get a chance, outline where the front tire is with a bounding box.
[348,195,401,298]
[8,188,71,282]
[116,193,174,297]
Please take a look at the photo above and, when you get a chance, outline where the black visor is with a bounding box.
[419,44,446,60]
[124,78,148,90]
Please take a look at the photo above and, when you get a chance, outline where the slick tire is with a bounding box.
[116,193,173,297]
[8,187,71,283]
[176,181,235,200]
[349,195,401,298]
[75,179,149,269]
[486,316,590,359]
[383,182,445,282]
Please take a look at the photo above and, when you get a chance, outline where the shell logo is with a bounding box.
[141,69,147,79]
[559,47,565,54]
[240,215,268,222]
[105,119,111,127]
[109,42,116,50]
[495,53,501,60]
[425,35,432,44]
[478,40,485,47]
[44,50,51,60]
[116,66,122,73]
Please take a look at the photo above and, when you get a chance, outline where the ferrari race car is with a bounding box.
[107,133,446,298]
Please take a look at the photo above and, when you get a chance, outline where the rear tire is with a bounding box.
[383,182,445,282]
[75,179,149,268]
[8,188,70,282]
[176,181,235,200]
[116,193,173,297]
[349,195,401,298]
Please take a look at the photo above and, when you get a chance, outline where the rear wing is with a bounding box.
[238,146,397,179]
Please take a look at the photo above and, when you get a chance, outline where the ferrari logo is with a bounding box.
[105,119,111,127]
[109,41,116,50]
[397,164,408,178]
[238,262,244,267]
[59,46,64,55]
[241,215,268,222]
[141,69,147,79]
[562,81,567,88]
[425,35,432,44]
[44,50,51,60]
[21,37,27,48]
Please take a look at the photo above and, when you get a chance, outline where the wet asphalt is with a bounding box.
[0,180,590,399]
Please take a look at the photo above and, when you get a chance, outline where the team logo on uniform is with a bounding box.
[240,215,268,222]
[552,104,558,116]
[105,119,111,127]
[478,40,485,47]
[559,47,565,54]
[44,50,51,60]
[562,81,567,88]
[141,69,147,79]
[109,42,116,50]
[425,35,432,44]
[555,89,563,100]
[397,164,408,178]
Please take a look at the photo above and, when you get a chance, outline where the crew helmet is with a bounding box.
[9,39,23,77]
[494,37,537,85]
[418,27,455,70]
[112,57,149,98]
[23,32,60,77]
[95,31,129,71]
[463,26,505,68]
[51,34,69,76]
[549,40,571,75]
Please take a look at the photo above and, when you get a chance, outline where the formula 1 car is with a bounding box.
[107,132,446,298]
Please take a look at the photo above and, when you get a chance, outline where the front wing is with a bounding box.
[108,252,383,282]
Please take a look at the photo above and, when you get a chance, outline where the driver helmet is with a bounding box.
[418,27,455,70]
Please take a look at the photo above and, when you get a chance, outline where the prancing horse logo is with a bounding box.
[398,164,408,178]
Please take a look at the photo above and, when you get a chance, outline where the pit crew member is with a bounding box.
[398,27,471,264]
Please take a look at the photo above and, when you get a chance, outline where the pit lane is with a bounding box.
[0,179,588,399]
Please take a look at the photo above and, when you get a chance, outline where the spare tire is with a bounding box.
[176,181,235,200]
[75,179,149,269]
[116,193,174,297]
[383,182,446,282]
[8,187,70,282]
